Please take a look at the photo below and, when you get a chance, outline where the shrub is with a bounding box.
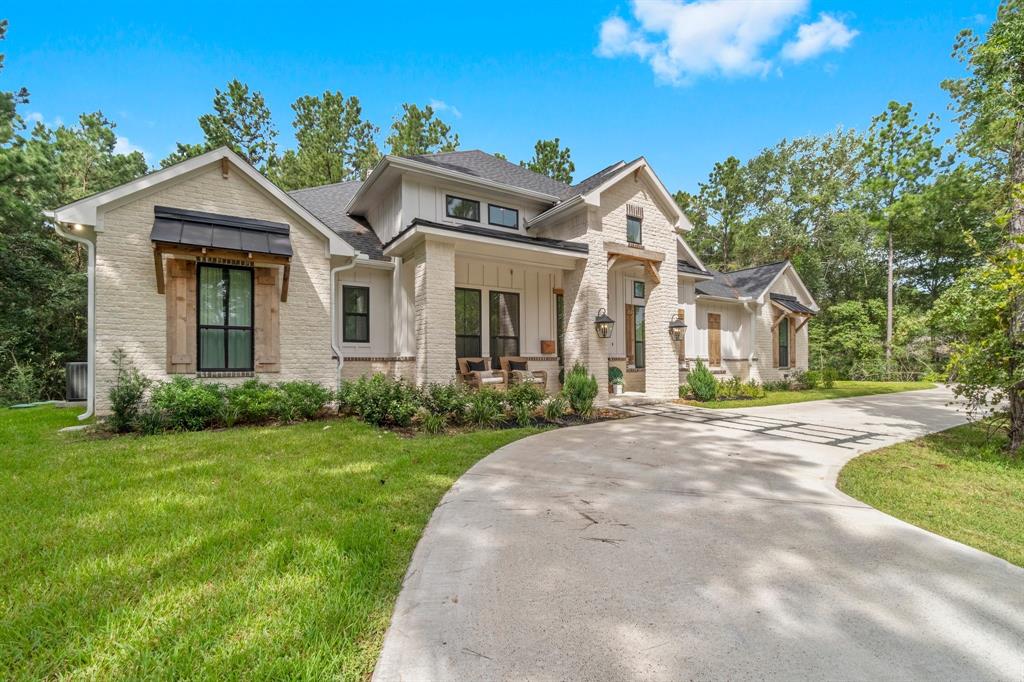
[134,405,167,435]
[0,357,43,406]
[608,366,624,386]
[505,382,545,413]
[422,382,469,424]
[467,388,505,428]
[338,374,421,427]
[717,376,743,400]
[801,370,821,390]
[763,378,792,392]
[563,363,598,418]
[512,402,533,427]
[150,377,225,431]
[687,359,718,402]
[225,379,280,424]
[417,408,448,435]
[741,379,765,399]
[276,381,332,421]
[544,394,569,422]
[821,366,838,389]
[107,349,150,433]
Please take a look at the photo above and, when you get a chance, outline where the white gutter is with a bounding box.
[51,219,95,421]
[330,256,361,390]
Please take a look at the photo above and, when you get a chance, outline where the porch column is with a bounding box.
[563,209,610,404]
[643,252,679,400]
[414,237,456,385]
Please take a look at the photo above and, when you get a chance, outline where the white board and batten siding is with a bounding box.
[454,257,562,357]
[693,300,748,361]
[401,177,546,235]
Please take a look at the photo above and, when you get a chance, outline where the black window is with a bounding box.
[778,317,790,368]
[627,215,643,245]
[634,304,646,369]
[343,286,370,343]
[446,195,480,221]
[633,280,645,299]
[488,204,519,229]
[198,264,253,371]
[489,291,520,363]
[455,288,482,357]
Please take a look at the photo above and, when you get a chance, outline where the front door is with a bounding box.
[707,313,721,366]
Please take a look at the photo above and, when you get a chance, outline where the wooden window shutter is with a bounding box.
[166,258,197,374]
[772,322,779,368]
[789,317,797,368]
[254,266,281,372]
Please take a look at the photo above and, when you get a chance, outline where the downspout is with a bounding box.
[330,256,361,390]
[52,220,96,421]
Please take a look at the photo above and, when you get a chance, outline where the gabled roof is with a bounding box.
[409,150,573,199]
[770,293,816,315]
[45,146,355,257]
[289,181,386,261]
[695,261,790,300]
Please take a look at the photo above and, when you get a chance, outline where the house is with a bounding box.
[46,146,817,418]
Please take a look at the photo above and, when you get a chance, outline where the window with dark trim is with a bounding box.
[778,317,790,368]
[488,204,518,229]
[197,264,254,371]
[455,288,482,357]
[342,285,370,343]
[489,290,520,363]
[633,304,646,369]
[626,215,643,245]
[446,195,480,221]
[633,280,645,299]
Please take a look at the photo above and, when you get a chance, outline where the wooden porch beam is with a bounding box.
[795,315,811,332]
[644,260,661,285]
[280,264,290,303]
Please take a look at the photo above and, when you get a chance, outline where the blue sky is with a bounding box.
[4,0,995,192]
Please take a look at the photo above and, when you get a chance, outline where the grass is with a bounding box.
[838,422,1024,568]
[680,380,935,409]
[0,406,542,680]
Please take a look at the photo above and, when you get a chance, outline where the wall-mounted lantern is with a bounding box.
[594,308,615,339]
[669,314,687,342]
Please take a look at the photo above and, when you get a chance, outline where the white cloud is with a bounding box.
[428,99,462,119]
[781,13,858,62]
[25,111,44,124]
[113,135,149,161]
[597,1,858,85]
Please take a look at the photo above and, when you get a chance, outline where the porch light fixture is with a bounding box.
[594,308,615,339]
[669,314,687,342]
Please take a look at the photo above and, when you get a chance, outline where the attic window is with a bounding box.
[626,204,643,245]
[446,195,480,222]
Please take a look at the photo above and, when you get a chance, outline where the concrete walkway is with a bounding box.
[374,388,1024,681]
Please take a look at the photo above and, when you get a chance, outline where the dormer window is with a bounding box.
[626,204,643,245]
[446,195,480,222]
[488,204,519,229]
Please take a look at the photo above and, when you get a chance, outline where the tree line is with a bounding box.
[1,3,1021,454]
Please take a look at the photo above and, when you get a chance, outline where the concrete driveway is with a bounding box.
[374,388,1024,681]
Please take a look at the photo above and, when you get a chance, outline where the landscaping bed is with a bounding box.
[838,422,1024,568]
[0,405,542,679]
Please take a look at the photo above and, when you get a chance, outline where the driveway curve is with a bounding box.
[374,388,1024,681]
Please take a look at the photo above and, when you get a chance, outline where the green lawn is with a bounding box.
[0,406,541,680]
[681,380,935,409]
[838,423,1024,568]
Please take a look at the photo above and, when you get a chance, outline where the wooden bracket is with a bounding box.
[281,264,290,303]
[771,309,787,331]
[644,260,661,285]
[795,315,811,332]
[153,244,165,294]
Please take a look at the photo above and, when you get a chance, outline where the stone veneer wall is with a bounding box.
[94,163,334,413]
[413,238,456,385]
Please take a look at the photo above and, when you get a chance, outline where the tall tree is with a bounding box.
[678,156,752,271]
[162,79,277,171]
[520,138,574,183]
[385,103,458,157]
[271,90,380,190]
[861,101,941,364]
[943,0,1024,452]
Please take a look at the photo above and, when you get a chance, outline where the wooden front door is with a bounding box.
[707,313,721,366]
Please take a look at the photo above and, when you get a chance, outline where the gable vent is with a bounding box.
[626,204,644,220]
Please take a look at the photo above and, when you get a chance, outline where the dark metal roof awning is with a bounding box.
[770,293,816,315]
[151,206,292,257]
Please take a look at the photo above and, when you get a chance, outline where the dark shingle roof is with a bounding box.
[408,150,573,198]
[151,206,292,256]
[289,181,386,260]
[695,261,789,300]
[570,161,627,196]
[677,259,709,276]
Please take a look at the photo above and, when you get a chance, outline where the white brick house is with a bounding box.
[47,147,817,417]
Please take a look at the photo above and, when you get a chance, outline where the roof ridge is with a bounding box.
[721,260,788,274]
[289,179,363,194]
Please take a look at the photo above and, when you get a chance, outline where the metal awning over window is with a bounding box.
[151,206,292,257]
[770,293,816,315]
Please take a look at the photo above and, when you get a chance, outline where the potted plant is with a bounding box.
[608,366,625,395]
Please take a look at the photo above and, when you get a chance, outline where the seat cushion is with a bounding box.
[467,359,487,372]
[479,375,504,385]
[508,360,528,371]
